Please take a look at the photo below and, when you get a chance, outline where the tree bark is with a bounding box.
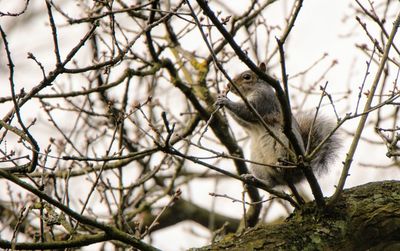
[192,180,400,251]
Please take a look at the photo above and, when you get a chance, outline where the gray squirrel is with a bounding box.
[216,63,340,187]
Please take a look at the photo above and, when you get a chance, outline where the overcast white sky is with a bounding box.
[1,1,400,250]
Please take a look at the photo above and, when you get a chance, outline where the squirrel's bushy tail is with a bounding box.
[296,113,341,175]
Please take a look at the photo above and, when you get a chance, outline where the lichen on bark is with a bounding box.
[192,180,400,251]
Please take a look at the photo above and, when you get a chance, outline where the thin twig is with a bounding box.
[195,0,325,207]
[329,9,400,206]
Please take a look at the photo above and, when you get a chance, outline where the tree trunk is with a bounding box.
[192,180,400,251]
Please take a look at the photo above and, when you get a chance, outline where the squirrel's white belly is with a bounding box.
[247,125,288,183]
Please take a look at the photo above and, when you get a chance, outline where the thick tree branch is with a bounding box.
[0,169,160,251]
[194,180,400,250]
[195,0,325,207]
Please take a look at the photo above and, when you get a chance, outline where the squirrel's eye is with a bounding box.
[242,73,252,80]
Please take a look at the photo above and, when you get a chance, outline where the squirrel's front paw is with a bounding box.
[215,95,229,107]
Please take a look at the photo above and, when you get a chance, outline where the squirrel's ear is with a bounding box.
[259,62,266,72]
